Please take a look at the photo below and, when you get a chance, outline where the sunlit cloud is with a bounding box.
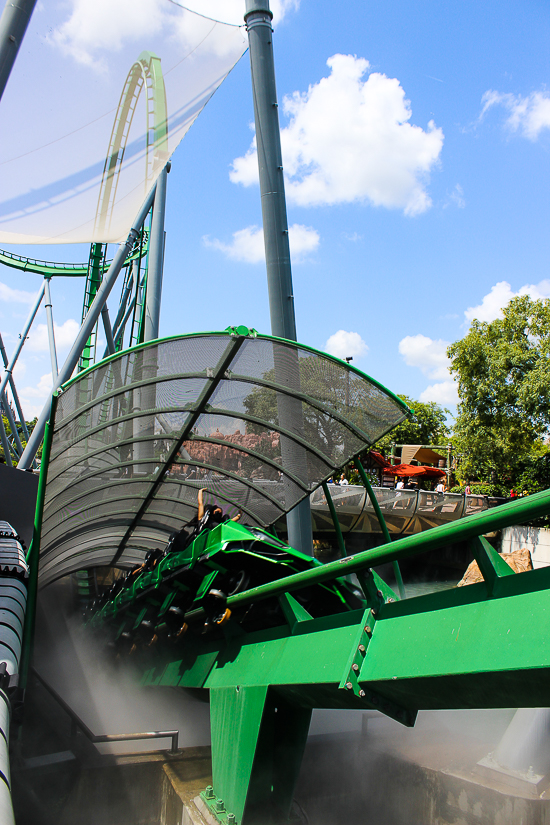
[464,279,550,325]
[324,330,368,360]
[203,223,319,263]
[480,89,550,141]
[26,319,80,353]
[231,54,444,215]
[398,334,458,406]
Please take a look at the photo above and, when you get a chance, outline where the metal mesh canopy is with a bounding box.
[38,328,410,585]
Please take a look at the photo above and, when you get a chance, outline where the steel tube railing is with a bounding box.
[224,487,550,609]
[32,668,178,753]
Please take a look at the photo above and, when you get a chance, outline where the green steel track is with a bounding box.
[0,243,147,278]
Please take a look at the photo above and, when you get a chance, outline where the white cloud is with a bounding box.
[420,380,459,405]
[179,0,299,25]
[203,223,319,263]
[398,334,458,406]
[18,373,53,419]
[449,183,465,209]
[480,89,550,141]
[400,280,550,406]
[50,0,166,68]
[231,54,444,215]
[26,319,80,353]
[324,330,368,361]
[0,282,37,304]
[398,334,450,380]
[464,279,550,325]
[49,0,259,68]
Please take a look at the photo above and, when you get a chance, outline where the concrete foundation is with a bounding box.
[13,712,550,825]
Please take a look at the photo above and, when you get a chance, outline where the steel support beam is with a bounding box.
[0,0,37,103]
[0,332,29,444]
[144,163,169,342]
[245,0,313,556]
[0,283,44,401]
[44,278,58,379]
[100,304,116,355]
[18,186,157,470]
[0,413,12,466]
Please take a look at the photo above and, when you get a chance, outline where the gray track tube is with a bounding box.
[0,283,44,400]
[144,163,169,342]
[113,295,136,349]
[0,333,30,445]
[245,0,313,555]
[18,185,157,470]
[0,0,38,103]
[101,304,116,355]
[103,273,134,357]
[44,278,58,379]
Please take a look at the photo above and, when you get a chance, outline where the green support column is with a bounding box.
[207,685,312,825]
[322,481,346,558]
[208,685,268,823]
[351,461,405,598]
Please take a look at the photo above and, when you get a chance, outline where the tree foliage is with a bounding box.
[374,395,450,453]
[448,295,550,494]
[0,415,39,465]
[241,356,410,464]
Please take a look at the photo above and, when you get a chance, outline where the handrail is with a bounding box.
[32,668,178,753]
[223,487,550,610]
[310,484,504,534]
[0,238,148,278]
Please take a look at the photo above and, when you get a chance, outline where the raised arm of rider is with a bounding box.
[197,488,207,520]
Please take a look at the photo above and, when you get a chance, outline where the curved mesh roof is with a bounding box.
[38,328,410,585]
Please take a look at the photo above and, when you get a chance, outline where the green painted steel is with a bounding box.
[78,243,106,373]
[356,460,405,598]
[226,488,550,609]
[86,482,550,824]
[95,51,167,238]
[42,326,550,825]
[321,481,346,557]
[0,242,147,278]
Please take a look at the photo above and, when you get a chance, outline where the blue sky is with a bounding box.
[0,0,549,422]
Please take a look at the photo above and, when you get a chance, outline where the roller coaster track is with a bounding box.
[94,50,168,240]
[0,241,147,278]
[0,50,167,371]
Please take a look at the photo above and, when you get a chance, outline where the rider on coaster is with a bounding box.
[167,488,242,555]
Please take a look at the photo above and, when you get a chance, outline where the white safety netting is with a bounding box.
[0,1,248,244]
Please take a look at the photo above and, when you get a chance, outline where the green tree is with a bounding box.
[0,415,39,465]
[374,395,450,454]
[448,295,550,494]
[242,356,409,464]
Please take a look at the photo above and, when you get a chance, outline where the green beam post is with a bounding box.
[322,481,347,558]
[356,460,405,599]
[20,397,56,690]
